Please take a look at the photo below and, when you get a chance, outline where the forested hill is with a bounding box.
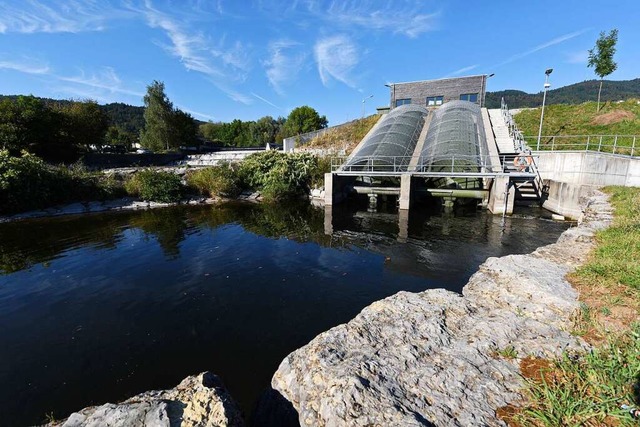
[0,95,146,134]
[485,78,640,108]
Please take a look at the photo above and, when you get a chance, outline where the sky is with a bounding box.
[1,0,639,125]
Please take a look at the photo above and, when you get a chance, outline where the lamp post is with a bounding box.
[536,68,553,151]
[482,73,495,107]
[384,83,395,109]
[362,94,373,118]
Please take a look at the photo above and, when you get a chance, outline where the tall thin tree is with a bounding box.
[140,81,174,151]
[587,29,618,112]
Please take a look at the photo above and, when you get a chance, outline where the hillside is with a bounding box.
[486,78,640,109]
[300,115,380,155]
[513,99,640,153]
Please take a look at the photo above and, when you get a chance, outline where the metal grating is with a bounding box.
[345,104,428,171]
[418,100,488,174]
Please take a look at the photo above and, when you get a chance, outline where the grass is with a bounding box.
[303,114,380,155]
[507,186,640,427]
[514,99,640,154]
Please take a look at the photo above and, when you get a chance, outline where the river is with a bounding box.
[0,201,570,425]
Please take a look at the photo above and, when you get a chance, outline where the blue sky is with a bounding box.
[1,1,639,125]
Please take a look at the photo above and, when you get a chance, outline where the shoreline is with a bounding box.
[268,189,612,426]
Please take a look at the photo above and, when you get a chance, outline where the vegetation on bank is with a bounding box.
[303,114,380,155]
[513,99,640,152]
[0,149,331,215]
[511,186,640,427]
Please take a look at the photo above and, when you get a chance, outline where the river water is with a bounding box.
[0,201,570,425]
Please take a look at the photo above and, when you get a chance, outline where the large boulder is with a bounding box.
[53,372,244,427]
[270,191,613,426]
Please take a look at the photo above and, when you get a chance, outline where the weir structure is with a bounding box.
[325,100,542,215]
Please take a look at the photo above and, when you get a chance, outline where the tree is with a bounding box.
[250,116,279,146]
[171,109,198,147]
[588,29,618,112]
[282,106,328,138]
[140,81,174,151]
[56,100,109,150]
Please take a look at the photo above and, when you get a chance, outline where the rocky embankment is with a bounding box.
[50,372,244,427]
[270,190,613,426]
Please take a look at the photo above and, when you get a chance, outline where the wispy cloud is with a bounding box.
[444,64,479,78]
[0,0,122,34]
[314,34,359,88]
[0,58,50,74]
[566,50,589,64]
[251,92,282,110]
[497,29,590,67]
[138,0,251,103]
[180,107,216,121]
[263,39,306,95]
[313,1,439,38]
[57,67,144,98]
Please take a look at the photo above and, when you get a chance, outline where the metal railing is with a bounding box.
[332,154,538,176]
[523,134,640,156]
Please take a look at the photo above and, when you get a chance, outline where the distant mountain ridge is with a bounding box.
[485,78,640,109]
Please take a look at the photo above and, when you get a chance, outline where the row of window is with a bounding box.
[396,93,478,107]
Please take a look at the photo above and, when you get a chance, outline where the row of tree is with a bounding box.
[0,80,329,161]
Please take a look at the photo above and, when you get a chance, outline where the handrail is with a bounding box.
[523,134,639,156]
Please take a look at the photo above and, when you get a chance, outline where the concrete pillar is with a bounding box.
[487,177,515,215]
[324,205,333,235]
[398,208,409,243]
[324,173,334,206]
[399,174,412,210]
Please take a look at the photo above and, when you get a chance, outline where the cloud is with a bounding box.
[58,67,144,98]
[0,58,50,74]
[497,29,590,67]
[139,0,251,103]
[314,35,358,87]
[0,0,121,34]
[566,50,589,64]
[263,39,306,95]
[316,1,438,38]
[251,92,282,110]
[180,107,216,121]
[445,64,479,77]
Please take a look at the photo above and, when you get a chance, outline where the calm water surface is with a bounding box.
[0,201,570,425]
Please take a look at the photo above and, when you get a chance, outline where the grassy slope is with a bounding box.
[302,115,380,155]
[512,187,640,427]
[514,99,640,153]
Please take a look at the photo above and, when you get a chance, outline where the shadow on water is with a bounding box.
[0,200,570,425]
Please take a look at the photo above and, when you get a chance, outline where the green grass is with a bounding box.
[305,115,380,154]
[515,186,640,426]
[519,324,640,426]
[514,99,640,154]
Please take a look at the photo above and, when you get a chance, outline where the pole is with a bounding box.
[536,70,552,151]
[362,95,373,119]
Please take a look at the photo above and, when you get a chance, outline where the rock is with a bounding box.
[271,190,612,426]
[52,372,244,427]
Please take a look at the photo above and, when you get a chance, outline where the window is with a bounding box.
[460,93,479,103]
[395,98,411,107]
[426,96,443,106]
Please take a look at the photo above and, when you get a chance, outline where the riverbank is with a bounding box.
[268,189,613,426]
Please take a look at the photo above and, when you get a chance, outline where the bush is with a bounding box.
[186,163,241,198]
[125,169,183,203]
[0,150,126,214]
[237,151,321,200]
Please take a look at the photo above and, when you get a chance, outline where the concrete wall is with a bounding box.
[180,151,262,166]
[83,153,185,169]
[535,151,640,187]
[390,75,487,109]
[542,180,593,220]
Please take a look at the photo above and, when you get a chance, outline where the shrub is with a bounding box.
[0,150,126,214]
[125,169,183,203]
[186,163,241,198]
[237,151,321,200]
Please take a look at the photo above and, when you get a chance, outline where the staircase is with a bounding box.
[487,100,548,205]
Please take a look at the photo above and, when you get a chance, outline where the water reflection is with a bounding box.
[0,201,570,426]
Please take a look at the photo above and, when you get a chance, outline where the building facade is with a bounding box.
[387,75,490,109]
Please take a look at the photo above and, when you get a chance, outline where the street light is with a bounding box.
[482,73,495,107]
[362,94,373,118]
[536,68,553,151]
[384,83,395,109]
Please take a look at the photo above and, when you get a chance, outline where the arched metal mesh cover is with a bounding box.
[346,104,428,171]
[418,100,487,173]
